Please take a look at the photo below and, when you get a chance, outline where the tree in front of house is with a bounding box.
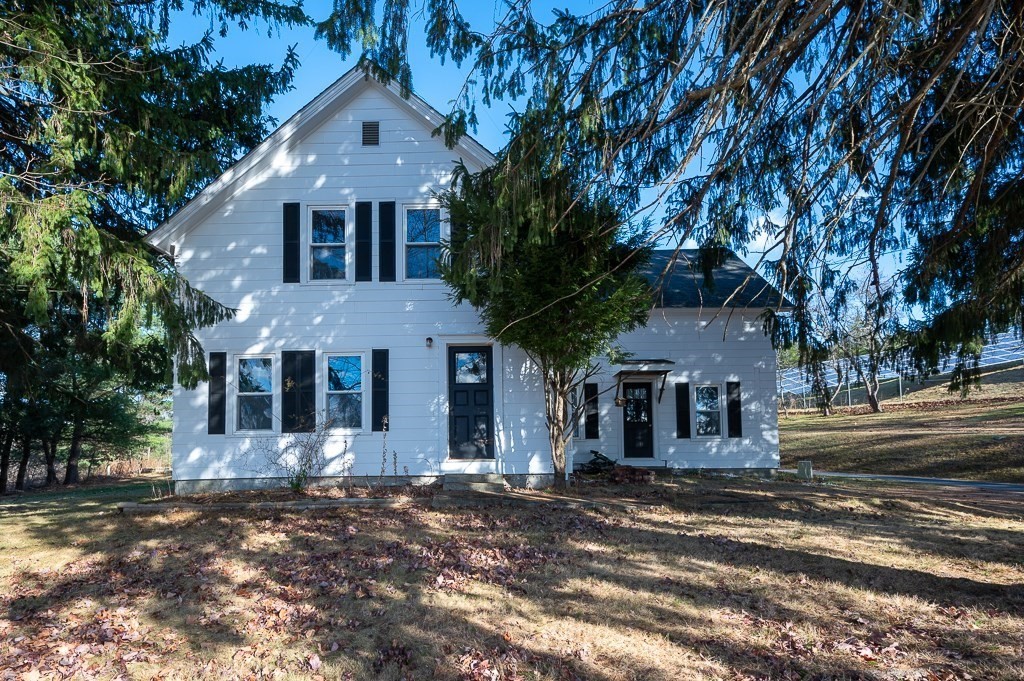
[440,114,652,488]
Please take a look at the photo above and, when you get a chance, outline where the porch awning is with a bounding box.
[611,360,675,403]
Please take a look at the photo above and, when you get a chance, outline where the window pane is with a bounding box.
[328,355,362,392]
[312,210,346,244]
[695,386,719,412]
[624,387,650,423]
[238,395,273,430]
[455,352,488,384]
[311,245,346,279]
[327,393,362,429]
[238,358,272,393]
[406,244,440,279]
[407,208,440,243]
[696,411,721,436]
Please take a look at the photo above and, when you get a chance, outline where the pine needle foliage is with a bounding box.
[326,0,1024,388]
[0,0,306,387]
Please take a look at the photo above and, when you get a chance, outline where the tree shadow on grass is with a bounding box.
[3,485,1024,679]
[659,480,1024,566]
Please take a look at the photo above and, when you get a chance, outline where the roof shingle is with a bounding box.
[641,249,788,309]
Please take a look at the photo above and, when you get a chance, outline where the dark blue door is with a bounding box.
[622,382,654,458]
[448,346,494,459]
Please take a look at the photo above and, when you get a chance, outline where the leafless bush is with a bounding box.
[252,410,352,492]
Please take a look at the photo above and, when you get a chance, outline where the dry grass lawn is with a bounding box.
[1,478,1023,680]
[781,369,1024,482]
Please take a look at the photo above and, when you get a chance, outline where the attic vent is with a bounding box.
[362,121,380,146]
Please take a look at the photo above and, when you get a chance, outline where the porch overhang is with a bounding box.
[611,360,675,404]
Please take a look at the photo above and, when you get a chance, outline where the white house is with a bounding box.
[145,67,785,493]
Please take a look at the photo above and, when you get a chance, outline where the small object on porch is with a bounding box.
[797,460,814,480]
[576,450,616,475]
[610,465,656,485]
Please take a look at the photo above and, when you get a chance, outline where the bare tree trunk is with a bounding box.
[865,374,883,413]
[15,437,31,491]
[63,417,85,485]
[542,370,570,490]
[0,430,12,495]
[44,438,59,485]
[850,356,884,414]
[812,365,837,416]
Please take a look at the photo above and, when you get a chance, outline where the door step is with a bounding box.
[442,474,507,493]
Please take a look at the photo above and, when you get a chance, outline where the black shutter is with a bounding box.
[379,201,396,282]
[727,381,743,438]
[675,383,691,439]
[208,352,226,435]
[355,201,372,282]
[372,349,389,432]
[584,382,599,440]
[282,351,316,433]
[283,202,300,283]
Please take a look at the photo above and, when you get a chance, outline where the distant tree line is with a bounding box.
[0,282,170,492]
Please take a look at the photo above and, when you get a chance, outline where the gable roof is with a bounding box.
[642,249,789,309]
[145,64,497,253]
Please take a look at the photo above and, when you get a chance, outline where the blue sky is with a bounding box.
[167,0,558,153]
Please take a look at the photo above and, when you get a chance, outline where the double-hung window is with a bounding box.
[237,357,274,431]
[311,208,347,280]
[405,207,441,279]
[326,354,363,429]
[694,385,722,437]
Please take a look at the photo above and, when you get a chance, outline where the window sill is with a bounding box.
[299,280,355,287]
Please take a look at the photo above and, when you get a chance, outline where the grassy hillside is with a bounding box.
[780,366,1024,482]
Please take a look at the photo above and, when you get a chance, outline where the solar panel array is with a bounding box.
[778,330,1024,398]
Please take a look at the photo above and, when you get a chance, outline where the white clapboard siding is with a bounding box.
[163,76,780,488]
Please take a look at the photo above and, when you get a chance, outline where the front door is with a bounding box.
[622,382,654,458]
[448,346,494,459]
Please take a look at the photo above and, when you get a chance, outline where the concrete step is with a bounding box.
[442,481,506,493]
[444,473,505,485]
